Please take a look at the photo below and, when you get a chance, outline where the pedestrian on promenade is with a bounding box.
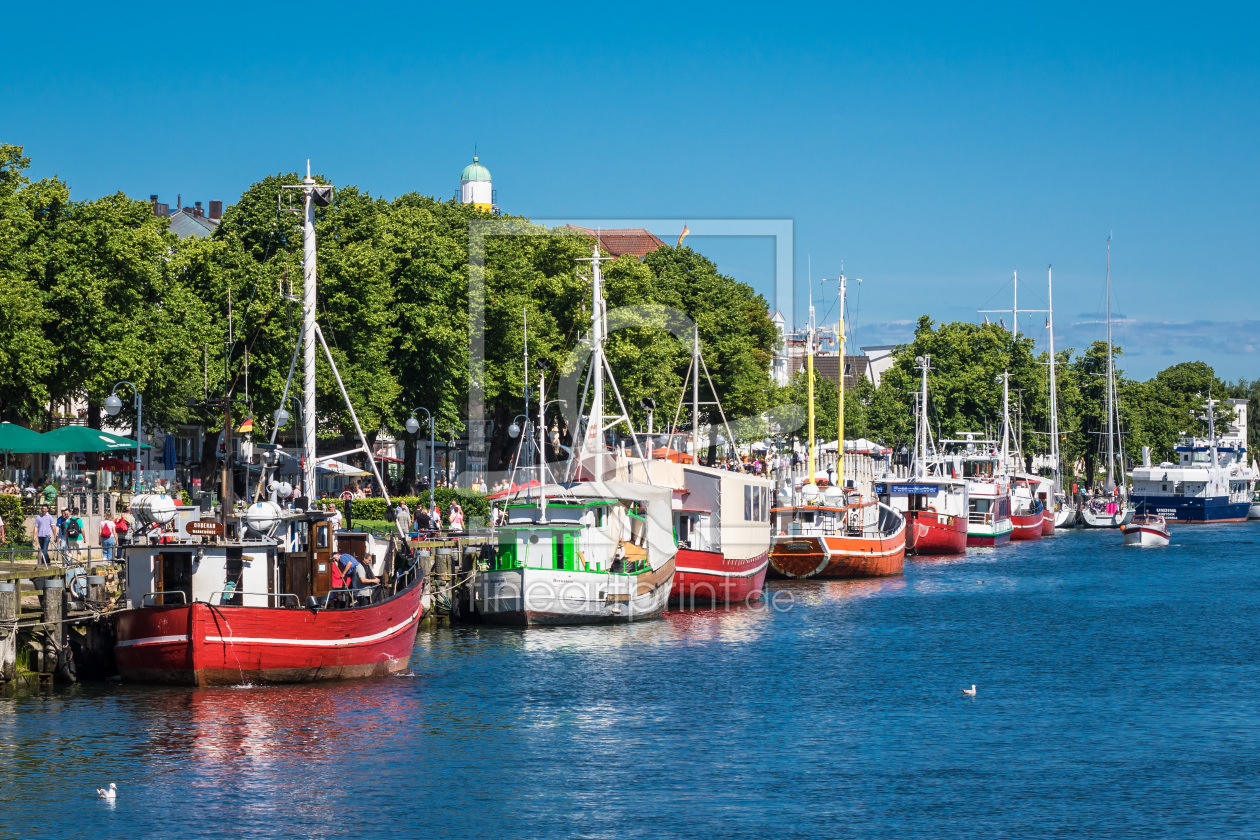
[65,509,85,558]
[100,516,117,563]
[34,505,55,564]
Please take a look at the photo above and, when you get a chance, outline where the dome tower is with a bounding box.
[460,154,493,212]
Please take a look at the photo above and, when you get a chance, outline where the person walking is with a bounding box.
[64,509,85,559]
[99,517,117,563]
[34,505,55,565]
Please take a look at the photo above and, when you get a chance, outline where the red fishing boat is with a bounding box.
[878,354,969,556]
[1010,476,1044,541]
[115,569,423,686]
[113,165,423,685]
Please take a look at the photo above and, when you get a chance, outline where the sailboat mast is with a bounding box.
[837,275,847,488]
[1105,237,1115,492]
[918,355,929,479]
[538,370,547,519]
[301,162,318,501]
[1047,266,1061,493]
[589,245,606,478]
[1001,372,1011,471]
[692,323,701,462]
[807,297,816,485]
[1012,270,1018,338]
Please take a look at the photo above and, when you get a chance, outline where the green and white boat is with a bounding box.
[476,244,676,625]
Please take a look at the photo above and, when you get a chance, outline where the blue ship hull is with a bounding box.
[1134,496,1250,524]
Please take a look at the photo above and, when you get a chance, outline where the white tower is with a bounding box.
[460,155,493,211]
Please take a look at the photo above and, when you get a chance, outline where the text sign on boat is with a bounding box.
[886,484,939,495]
[186,520,224,537]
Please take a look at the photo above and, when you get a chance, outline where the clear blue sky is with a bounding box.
[6,1,1259,380]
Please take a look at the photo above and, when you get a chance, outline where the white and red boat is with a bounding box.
[660,464,771,604]
[631,324,772,605]
[114,165,423,684]
[1010,475,1045,541]
[1122,513,1170,547]
[877,354,968,556]
[937,435,1013,547]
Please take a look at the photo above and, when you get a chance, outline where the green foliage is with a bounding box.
[316,490,488,524]
[0,494,30,546]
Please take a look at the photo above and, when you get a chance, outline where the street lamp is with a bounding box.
[104,381,142,492]
[407,407,434,511]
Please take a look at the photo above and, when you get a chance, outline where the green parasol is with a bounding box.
[41,425,150,453]
[0,422,54,453]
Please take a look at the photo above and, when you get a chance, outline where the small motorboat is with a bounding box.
[1122,513,1170,547]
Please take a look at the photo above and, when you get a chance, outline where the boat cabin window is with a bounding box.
[964,461,993,478]
[970,498,992,514]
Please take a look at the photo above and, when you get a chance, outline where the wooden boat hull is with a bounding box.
[113,581,424,686]
[770,529,906,579]
[476,558,675,625]
[670,548,768,604]
[1010,511,1044,541]
[906,510,968,556]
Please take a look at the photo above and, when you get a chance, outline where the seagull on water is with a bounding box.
[961,685,977,697]
[96,783,117,800]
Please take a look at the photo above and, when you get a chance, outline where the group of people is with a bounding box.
[29,505,134,565]
[394,498,465,534]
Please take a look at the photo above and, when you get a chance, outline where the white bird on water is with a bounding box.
[96,783,117,800]
[961,685,977,697]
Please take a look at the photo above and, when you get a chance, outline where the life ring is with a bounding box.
[339,490,353,501]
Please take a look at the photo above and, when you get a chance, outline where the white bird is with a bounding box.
[961,685,977,697]
[96,783,117,800]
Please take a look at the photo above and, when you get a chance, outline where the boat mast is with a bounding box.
[917,354,930,480]
[538,369,547,520]
[836,274,847,488]
[580,244,607,479]
[1000,372,1012,472]
[1012,270,1018,338]
[692,323,701,463]
[1105,237,1115,493]
[806,293,816,486]
[301,161,318,501]
[1047,265,1061,495]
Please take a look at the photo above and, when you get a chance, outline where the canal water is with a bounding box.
[3,525,1260,839]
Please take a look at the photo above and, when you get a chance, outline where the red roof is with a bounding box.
[566,225,666,260]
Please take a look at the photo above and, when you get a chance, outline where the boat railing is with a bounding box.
[141,590,188,606]
[206,591,301,608]
[968,512,990,526]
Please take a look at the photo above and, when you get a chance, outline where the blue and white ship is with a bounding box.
[1129,398,1256,524]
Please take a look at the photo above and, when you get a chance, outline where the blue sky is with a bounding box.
[6,1,1259,380]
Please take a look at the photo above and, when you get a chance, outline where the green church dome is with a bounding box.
[461,156,491,182]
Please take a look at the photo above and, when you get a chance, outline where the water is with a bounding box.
[4,525,1260,839]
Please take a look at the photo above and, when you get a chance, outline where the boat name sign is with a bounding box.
[186,520,225,537]
[881,484,940,495]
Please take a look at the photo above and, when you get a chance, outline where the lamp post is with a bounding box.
[104,381,142,492]
[406,407,434,511]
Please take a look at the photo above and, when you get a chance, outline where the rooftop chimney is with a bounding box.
[195,201,203,218]
[208,200,223,221]
[177,194,181,210]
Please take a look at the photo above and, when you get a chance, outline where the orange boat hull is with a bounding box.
[770,531,906,579]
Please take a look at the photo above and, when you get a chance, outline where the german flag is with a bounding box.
[677,224,690,248]
[236,416,254,434]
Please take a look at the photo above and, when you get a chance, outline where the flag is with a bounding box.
[999,317,1006,329]
[677,225,690,247]
[237,415,254,433]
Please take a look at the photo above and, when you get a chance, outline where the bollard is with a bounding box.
[40,578,63,674]
[86,575,106,604]
[0,581,14,681]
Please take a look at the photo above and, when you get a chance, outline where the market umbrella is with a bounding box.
[41,425,149,453]
[0,422,54,453]
[163,433,177,469]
